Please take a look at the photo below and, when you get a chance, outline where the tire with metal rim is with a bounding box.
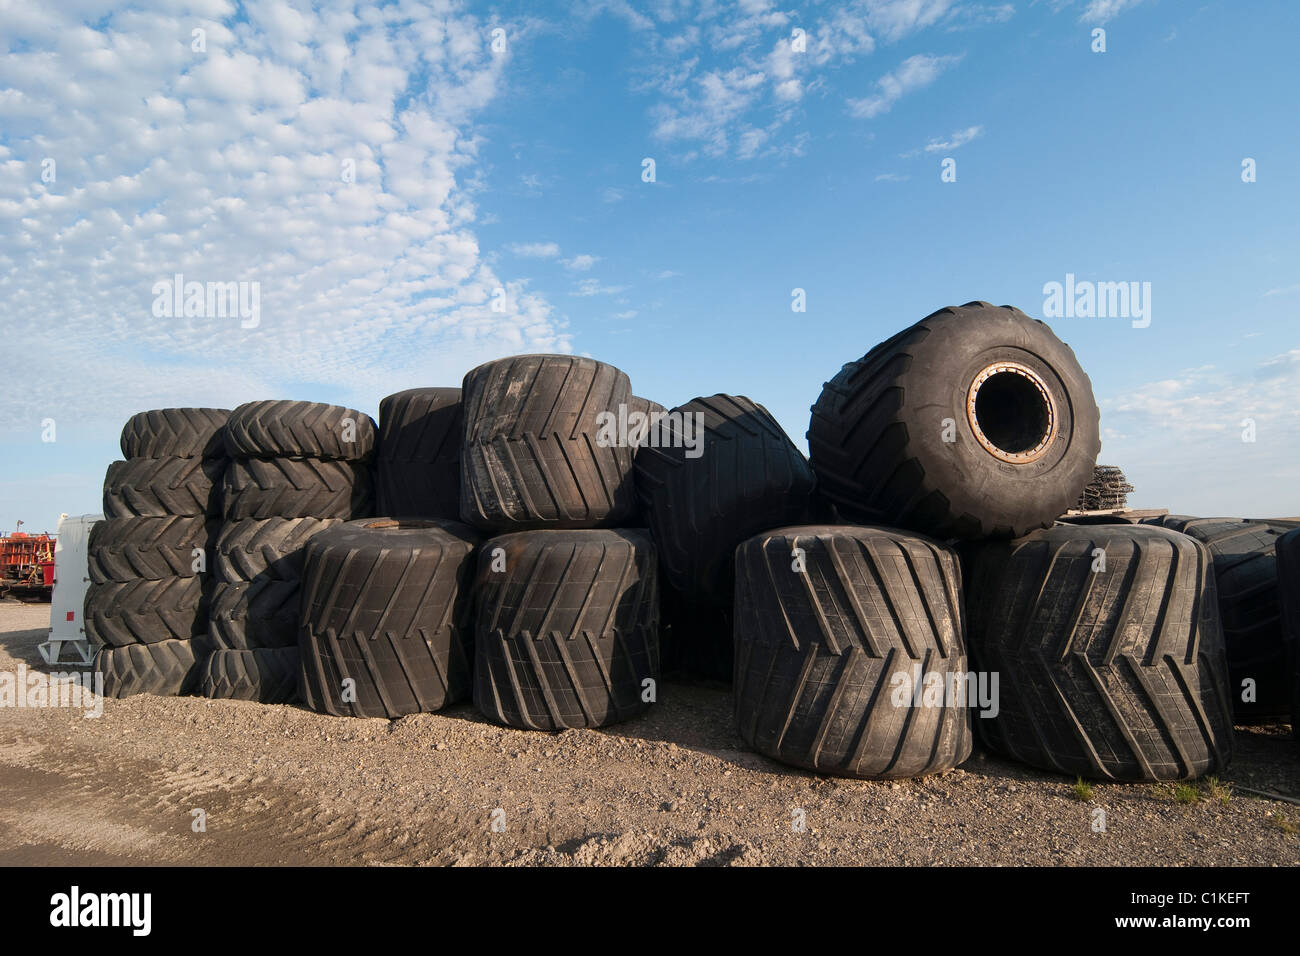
[808,301,1100,539]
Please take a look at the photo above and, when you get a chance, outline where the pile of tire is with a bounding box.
[1276,529,1300,737]
[201,401,376,703]
[763,300,1234,781]
[88,409,229,697]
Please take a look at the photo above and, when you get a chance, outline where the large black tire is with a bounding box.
[103,457,226,517]
[94,637,211,698]
[200,648,300,703]
[85,577,208,646]
[88,516,216,582]
[968,524,1233,781]
[224,400,377,461]
[1276,529,1300,738]
[1150,516,1292,721]
[634,394,815,603]
[460,354,635,531]
[120,408,230,459]
[808,301,1100,539]
[214,517,341,584]
[298,519,481,718]
[733,526,972,778]
[207,579,300,650]
[375,387,462,520]
[221,457,372,520]
[473,529,659,730]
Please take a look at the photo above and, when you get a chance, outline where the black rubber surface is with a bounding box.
[224,400,377,460]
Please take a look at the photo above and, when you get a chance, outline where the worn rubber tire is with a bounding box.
[298,518,481,718]
[88,516,216,582]
[224,400,377,461]
[207,579,300,650]
[120,408,230,459]
[808,301,1100,540]
[85,577,208,647]
[473,529,659,730]
[460,354,635,531]
[94,637,212,698]
[200,647,300,703]
[375,387,463,520]
[733,525,973,778]
[214,517,342,584]
[221,457,372,520]
[1150,516,1292,721]
[968,524,1233,781]
[634,394,815,603]
[103,457,226,517]
[1275,529,1300,738]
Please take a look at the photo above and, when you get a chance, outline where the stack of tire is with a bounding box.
[461,355,663,731]
[202,401,376,703]
[295,388,477,719]
[88,409,229,697]
[769,300,1235,781]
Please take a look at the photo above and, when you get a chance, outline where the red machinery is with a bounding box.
[0,526,56,602]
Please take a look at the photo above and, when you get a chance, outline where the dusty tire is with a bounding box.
[94,637,211,698]
[298,519,481,718]
[1151,517,1292,721]
[120,408,230,459]
[103,457,226,517]
[221,457,372,520]
[473,529,659,730]
[808,301,1100,539]
[207,579,300,650]
[635,394,815,603]
[85,577,208,647]
[375,388,463,520]
[214,517,341,584]
[88,516,216,582]
[224,400,377,461]
[968,525,1233,781]
[200,647,300,703]
[460,354,635,531]
[1276,529,1300,738]
[733,526,973,778]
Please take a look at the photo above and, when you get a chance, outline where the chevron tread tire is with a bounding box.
[200,647,300,703]
[460,354,635,530]
[88,516,216,582]
[473,529,659,730]
[1275,529,1300,738]
[733,525,972,778]
[214,517,342,584]
[375,388,462,520]
[807,301,1100,539]
[298,519,481,718]
[224,400,377,461]
[634,394,815,602]
[1150,517,1292,721]
[85,577,208,647]
[103,457,226,518]
[968,524,1233,781]
[120,408,230,459]
[208,579,301,650]
[221,457,372,520]
[94,637,212,698]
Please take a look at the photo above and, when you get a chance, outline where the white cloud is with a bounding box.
[875,172,909,182]
[848,53,962,118]
[562,254,601,271]
[919,124,983,152]
[1263,283,1300,297]
[655,269,681,279]
[508,241,562,258]
[0,1,569,432]
[572,278,628,297]
[1079,0,1142,24]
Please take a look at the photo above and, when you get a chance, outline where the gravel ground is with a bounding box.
[1,601,1297,866]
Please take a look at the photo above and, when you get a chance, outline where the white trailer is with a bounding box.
[38,513,102,666]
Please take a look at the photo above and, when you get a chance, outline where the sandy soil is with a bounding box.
[1,601,1297,866]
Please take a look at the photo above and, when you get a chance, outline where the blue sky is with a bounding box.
[2,0,1298,534]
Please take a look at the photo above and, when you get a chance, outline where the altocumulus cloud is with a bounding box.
[0,0,568,433]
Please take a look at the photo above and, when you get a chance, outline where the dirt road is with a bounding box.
[1,602,1297,866]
